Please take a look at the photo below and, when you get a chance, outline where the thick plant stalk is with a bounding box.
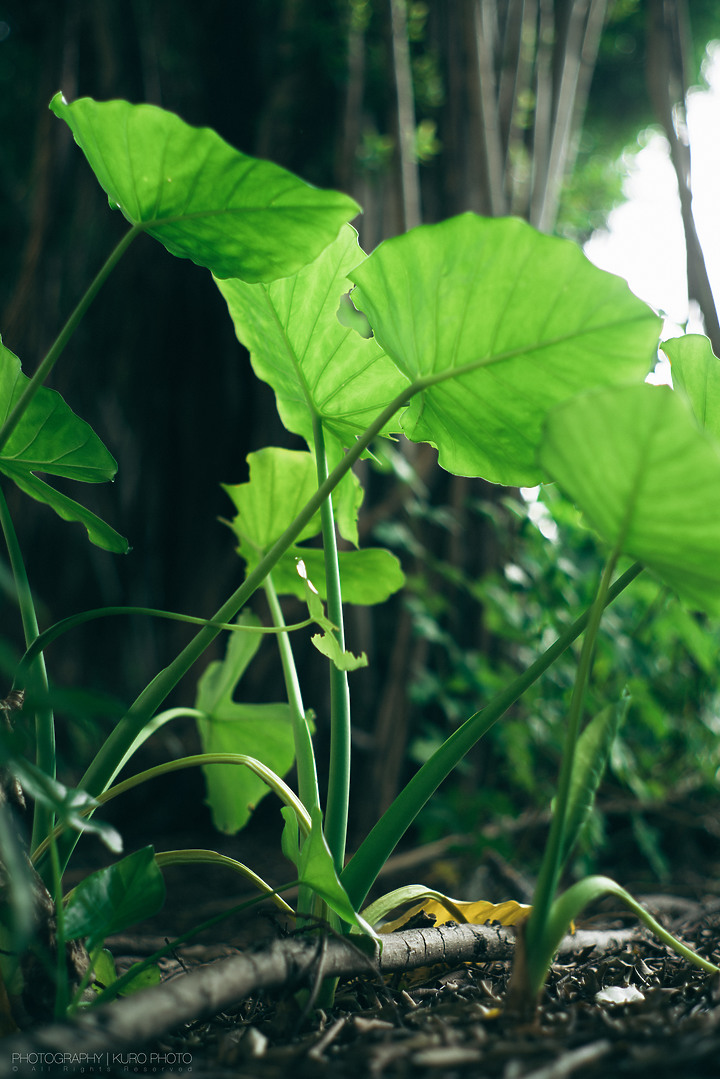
[312,418,351,875]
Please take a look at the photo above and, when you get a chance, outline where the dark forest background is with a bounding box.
[1,0,719,864]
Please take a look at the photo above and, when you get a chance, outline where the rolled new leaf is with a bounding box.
[50,94,360,283]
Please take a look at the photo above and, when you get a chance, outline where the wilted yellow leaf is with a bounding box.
[381,894,531,934]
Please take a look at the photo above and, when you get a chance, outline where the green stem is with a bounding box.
[33,752,312,864]
[69,386,414,845]
[312,417,351,875]
[0,227,139,455]
[264,574,320,815]
[0,486,55,850]
[14,604,315,688]
[524,552,619,972]
[341,560,642,909]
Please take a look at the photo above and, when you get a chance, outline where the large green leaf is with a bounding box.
[223,447,405,605]
[50,94,360,283]
[662,334,720,439]
[540,383,720,615]
[64,846,166,950]
[215,226,408,541]
[349,214,661,486]
[0,340,127,552]
[195,616,295,834]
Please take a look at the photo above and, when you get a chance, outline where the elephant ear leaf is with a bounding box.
[349,214,660,486]
[0,338,127,553]
[540,382,720,616]
[51,94,359,283]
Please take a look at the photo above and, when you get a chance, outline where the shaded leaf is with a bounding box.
[51,95,359,282]
[0,340,127,552]
[64,846,165,950]
[350,214,660,485]
[11,758,122,853]
[299,807,376,938]
[540,383,720,615]
[195,616,295,833]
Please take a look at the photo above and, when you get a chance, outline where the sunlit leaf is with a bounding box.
[64,846,165,950]
[223,447,405,606]
[662,334,720,439]
[0,340,127,552]
[215,226,409,541]
[540,383,720,615]
[195,615,295,833]
[51,95,359,282]
[350,214,660,486]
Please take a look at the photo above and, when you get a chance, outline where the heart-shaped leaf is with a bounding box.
[350,214,661,486]
[0,340,127,552]
[51,94,360,283]
[540,383,720,615]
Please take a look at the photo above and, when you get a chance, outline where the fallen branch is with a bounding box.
[1,922,637,1071]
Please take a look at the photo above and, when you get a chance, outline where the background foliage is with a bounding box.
[1,0,720,881]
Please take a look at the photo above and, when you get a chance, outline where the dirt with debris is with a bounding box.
[10,896,716,1079]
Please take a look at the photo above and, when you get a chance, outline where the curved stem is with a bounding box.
[264,574,320,815]
[33,753,312,864]
[14,604,314,688]
[154,849,295,916]
[0,227,139,454]
[341,560,643,909]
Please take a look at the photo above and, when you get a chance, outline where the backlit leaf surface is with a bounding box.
[51,94,359,282]
[540,383,720,615]
[215,226,409,541]
[662,334,720,439]
[350,214,661,485]
[223,447,404,605]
